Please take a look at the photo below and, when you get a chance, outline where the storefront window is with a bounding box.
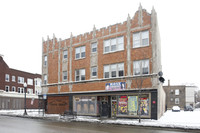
[139,97,149,116]
[74,96,97,115]
[128,96,138,116]
[118,96,128,115]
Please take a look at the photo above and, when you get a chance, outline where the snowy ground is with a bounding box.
[0,109,200,130]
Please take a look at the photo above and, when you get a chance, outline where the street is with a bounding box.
[0,115,197,133]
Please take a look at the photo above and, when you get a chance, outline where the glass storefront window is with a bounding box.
[74,96,97,115]
[118,96,128,115]
[139,97,149,116]
[128,96,138,116]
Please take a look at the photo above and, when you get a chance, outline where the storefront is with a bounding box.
[72,89,157,119]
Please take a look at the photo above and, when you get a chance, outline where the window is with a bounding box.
[5,74,9,82]
[12,86,16,92]
[133,30,149,48]
[170,98,173,101]
[75,46,85,59]
[118,63,124,77]
[44,75,47,84]
[175,89,179,95]
[175,98,179,104]
[91,67,97,77]
[12,76,15,82]
[75,69,85,81]
[91,42,97,53]
[133,59,149,75]
[104,63,124,78]
[44,55,47,66]
[63,50,68,59]
[27,78,33,85]
[103,36,124,53]
[18,77,24,84]
[111,64,117,77]
[5,86,9,92]
[27,88,33,94]
[63,71,68,81]
[18,87,24,93]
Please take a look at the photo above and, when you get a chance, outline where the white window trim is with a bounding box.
[12,86,16,92]
[75,69,85,81]
[12,76,16,82]
[91,66,97,78]
[63,71,68,81]
[5,74,9,82]
[27,78,33,86]
[103,36,124,54]
[175,89,179,95]
[133,30,149,48]
[5,86,9,92]
[18,76,24,84]
[175,98,179,104]
[91,42,97,53]
[75,46,86,60]
[103,63,124,79]
[133,59,149,75]
[63,49,68,60]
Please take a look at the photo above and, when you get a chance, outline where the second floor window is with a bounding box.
[175,89,179,95]
[63,71,68,81]
[18,87,24,93]
[18,77,24,84]
[75,46,85,59]
[12,76,16,82]
[75,69,85,81]
[5,74,9,82]
[44,75,47,84]
[104,63,124,78]
[133,59,149,75]
[91,67,97,77]
[27,78,33,85]
[103,36,124,53]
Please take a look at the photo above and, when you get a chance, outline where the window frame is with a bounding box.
[103,36,124,54]
[75,69,85,81]
[133,59,149,75]
[5,74,9,82]
[175,98,179,104]
[44,55,47,66]
[12,86,16,92]
[91,66,97,78]
[18,77,24,84]
[27,78,33,86]
[133,30,149,48]
[75,46,86,60]
[175,89,179,95]
[44,75,47,84]
[91,42,97,53]
[12,76,16,82]
[63,71,68,81]
[103,63,124,78]
[63,49,68,60]
[5,86,9,92]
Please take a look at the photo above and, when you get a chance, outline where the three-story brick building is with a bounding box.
[42,5,165,120]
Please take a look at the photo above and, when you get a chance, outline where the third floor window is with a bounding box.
[133,30,149,48]
[75,46,85,59]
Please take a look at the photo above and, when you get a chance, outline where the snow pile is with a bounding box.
[0,109,200,129]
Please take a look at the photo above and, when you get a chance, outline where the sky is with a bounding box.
[0,0,200,87]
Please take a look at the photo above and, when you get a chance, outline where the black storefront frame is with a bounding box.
[45,89,158,120]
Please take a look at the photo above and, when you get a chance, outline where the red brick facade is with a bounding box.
[42,5,165,119]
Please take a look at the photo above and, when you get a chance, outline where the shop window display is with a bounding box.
[118,96,128,115]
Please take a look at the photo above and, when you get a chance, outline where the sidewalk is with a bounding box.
[0,109,200,130]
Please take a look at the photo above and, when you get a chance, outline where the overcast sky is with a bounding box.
[0,0,199,87]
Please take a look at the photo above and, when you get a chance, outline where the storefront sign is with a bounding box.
[105,82,126,91]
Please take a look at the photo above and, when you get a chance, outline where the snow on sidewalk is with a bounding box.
[0,109,200,130]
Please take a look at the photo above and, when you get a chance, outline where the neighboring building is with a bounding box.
[41,5,165,120]
[164,80,196,109]
[0,55,41,109]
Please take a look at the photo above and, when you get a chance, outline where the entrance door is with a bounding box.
[101,101,108,117]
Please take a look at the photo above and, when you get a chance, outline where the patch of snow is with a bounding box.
[0,109,200,129]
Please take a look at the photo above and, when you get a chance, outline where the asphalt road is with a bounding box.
[0,115,196,133]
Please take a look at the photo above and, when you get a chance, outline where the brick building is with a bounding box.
[164,80,196,110]
[0,55,41,109]
[42,5,165,120]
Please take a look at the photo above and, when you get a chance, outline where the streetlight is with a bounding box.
[23,82,28,115]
